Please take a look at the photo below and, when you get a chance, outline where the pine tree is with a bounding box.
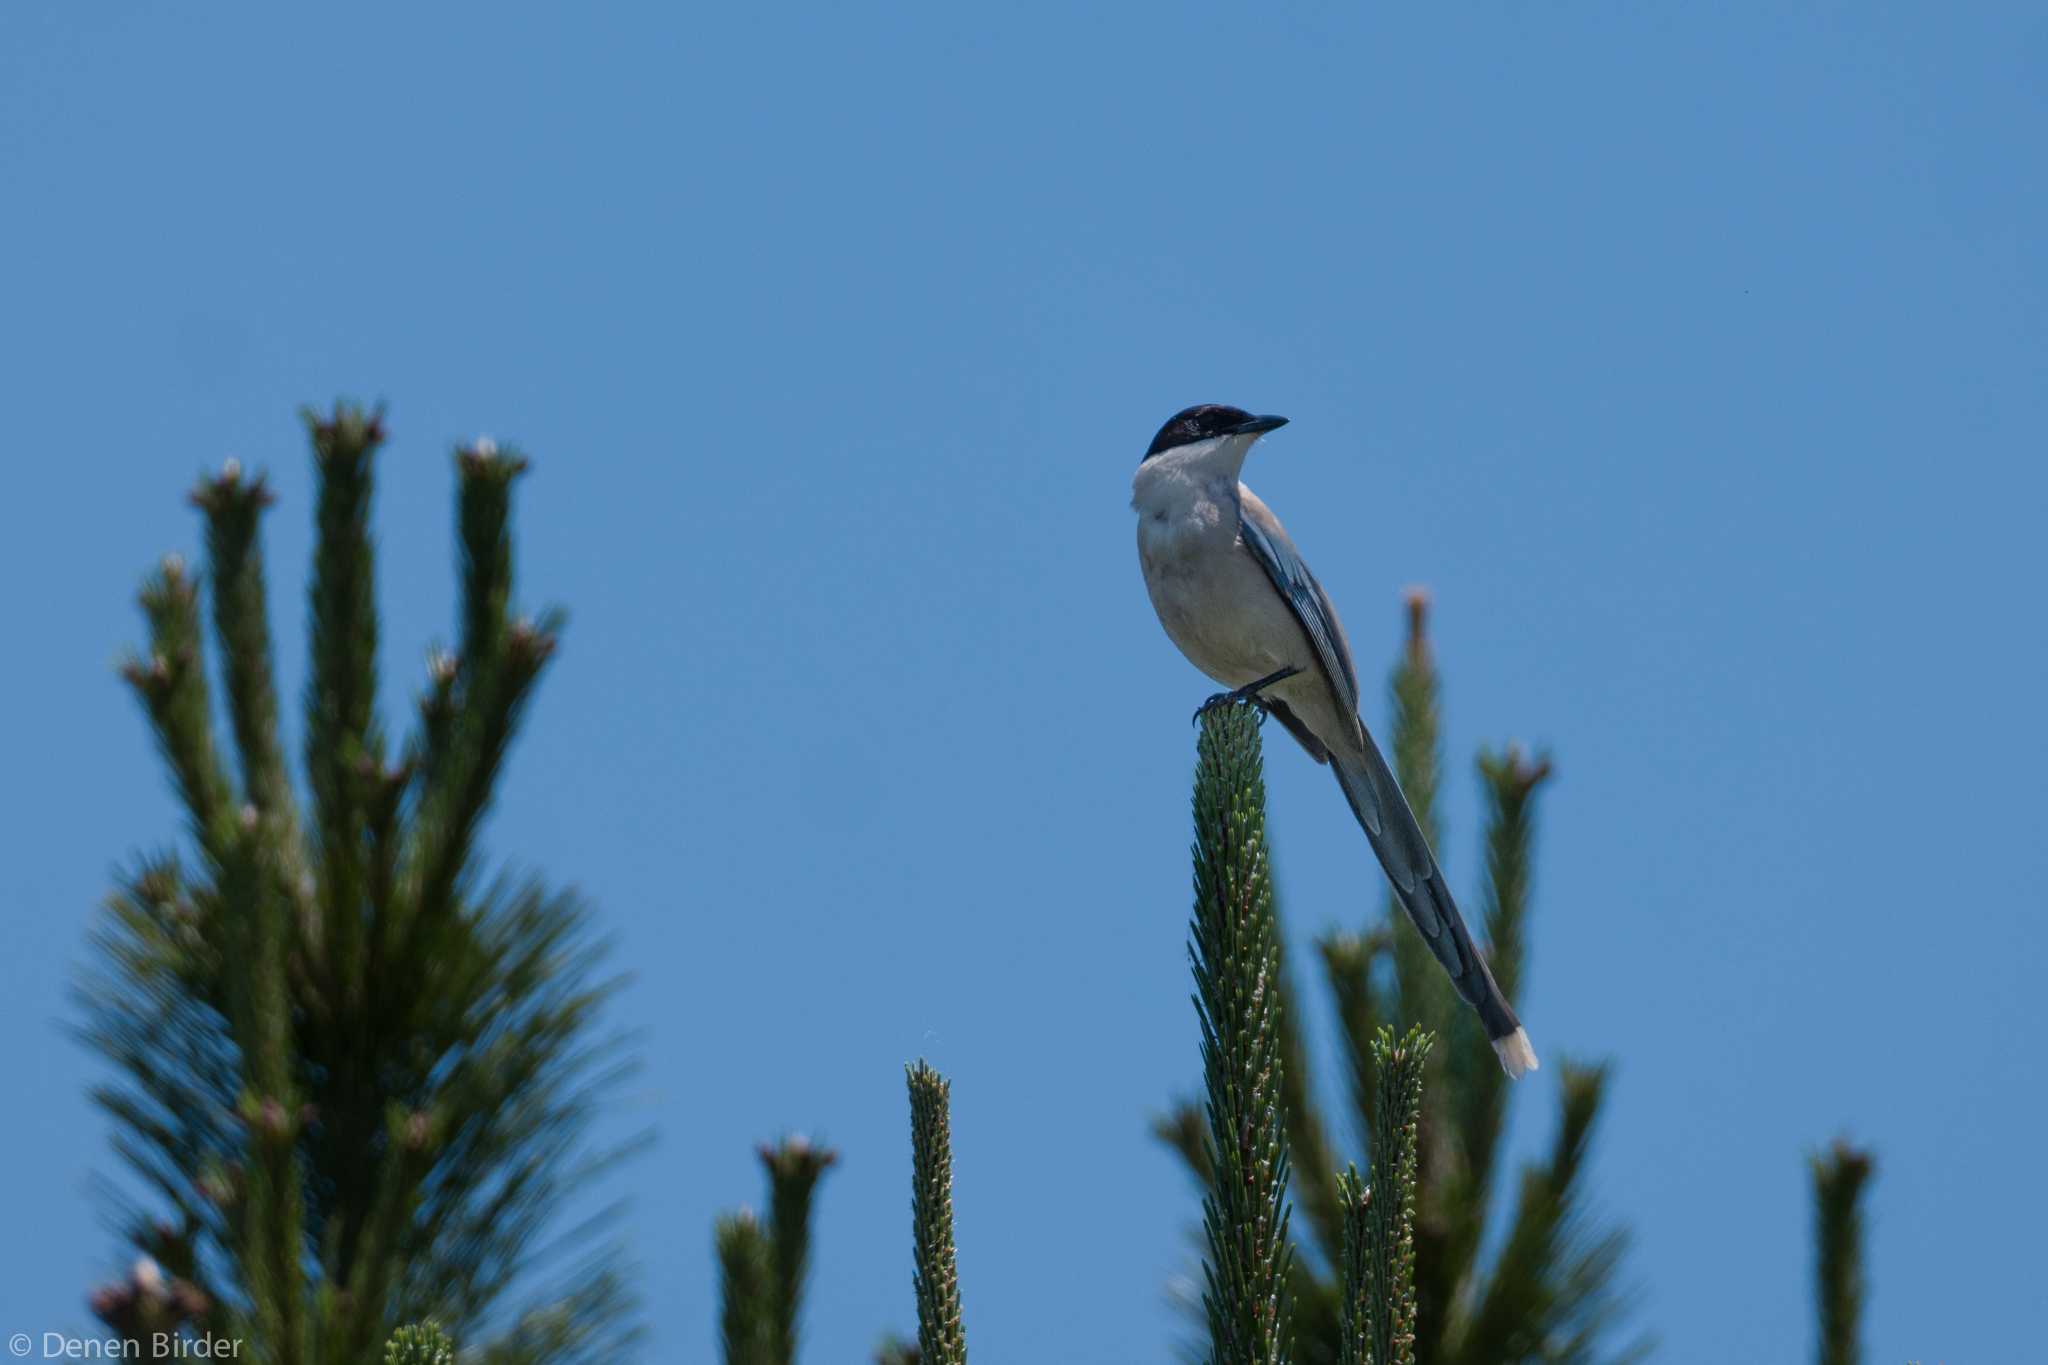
[1159,593,1642,1365]
[711,700,1453,1364]
[81,403,637,1363]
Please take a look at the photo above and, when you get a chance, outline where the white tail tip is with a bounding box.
[1492,1027,1539,1079]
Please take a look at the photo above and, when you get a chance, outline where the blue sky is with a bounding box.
[3,3,2043,1360]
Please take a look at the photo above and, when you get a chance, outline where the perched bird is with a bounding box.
[1133,403,1538,1078]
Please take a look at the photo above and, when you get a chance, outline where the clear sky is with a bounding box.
[2,3,2043,1360]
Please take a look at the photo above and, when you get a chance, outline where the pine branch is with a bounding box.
[388,888,637,1328]
[79,859,239,1346]
[1376,594,1463,1353]
[875,1337,923,1365]
[222,810,306,1365]
[1288,1266,1346,1365]
[1384,592,1453,1037]
[1365,1029,1430,1365]
[1317,929,1392,1154]
[718,1211,775,1365]
[907,1062,967,1365]
[1276,949,1345,1273]
[471,1261,642,1365]
[412,645,462,797]
[1273,936,1370,1365]
[1437,747,1551,1295]
[713,1134,838,1365]
[294,404,395,1323]
[321,1104,441,1364]
[303,401,387,1000]
[397,445,559,956]
[121,558,237,865]
[1454,1061,1624,1365]
[762,1136,838,1365]
[1471,746,1546,1057]
[1336,1168,1372,1365]
[1153,1098,1217,1188]
[191,464,297,828]
[458,441,524,681]
[86,1248,211,1351]
[1191,704,1294,1365]
[384,1321,455,1365]
[1811,1140,1874,1365]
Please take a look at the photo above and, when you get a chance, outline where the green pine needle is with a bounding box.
[907,1061,968,1365]
[1364,1028,1431,1365]
[717,1211,776,1365]
[762,1136,838,1364]
[86,402,633,1363]
[384,1321,455,1365]
[1336,1167,1372,1365]
[1191,703,1294,1365]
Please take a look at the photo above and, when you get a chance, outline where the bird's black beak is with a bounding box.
[1229,414,1289,437]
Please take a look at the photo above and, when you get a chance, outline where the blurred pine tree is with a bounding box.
[1811,1140,1875,1365]
[381,1322,453,1365]
[81,404,638,1364]
[714,1137,840,1365]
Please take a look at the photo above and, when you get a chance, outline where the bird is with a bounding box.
[1132,403,1538,1078]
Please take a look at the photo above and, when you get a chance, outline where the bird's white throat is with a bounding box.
[1131,434,1256,534]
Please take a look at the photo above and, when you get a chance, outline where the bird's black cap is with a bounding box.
[1143,404,1288,461]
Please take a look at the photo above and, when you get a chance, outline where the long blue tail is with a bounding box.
[1331,737,1538,1078]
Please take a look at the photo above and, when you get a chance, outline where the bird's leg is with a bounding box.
[1193,665,1303,725]
[1229,664,1303,708]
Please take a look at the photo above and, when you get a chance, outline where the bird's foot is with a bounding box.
[1191,665,1302,725]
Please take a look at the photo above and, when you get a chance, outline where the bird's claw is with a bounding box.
[1193,691,1254,725]
[1190,665,1303,726]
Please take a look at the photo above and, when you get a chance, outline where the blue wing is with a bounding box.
[1237,497,1360,716]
